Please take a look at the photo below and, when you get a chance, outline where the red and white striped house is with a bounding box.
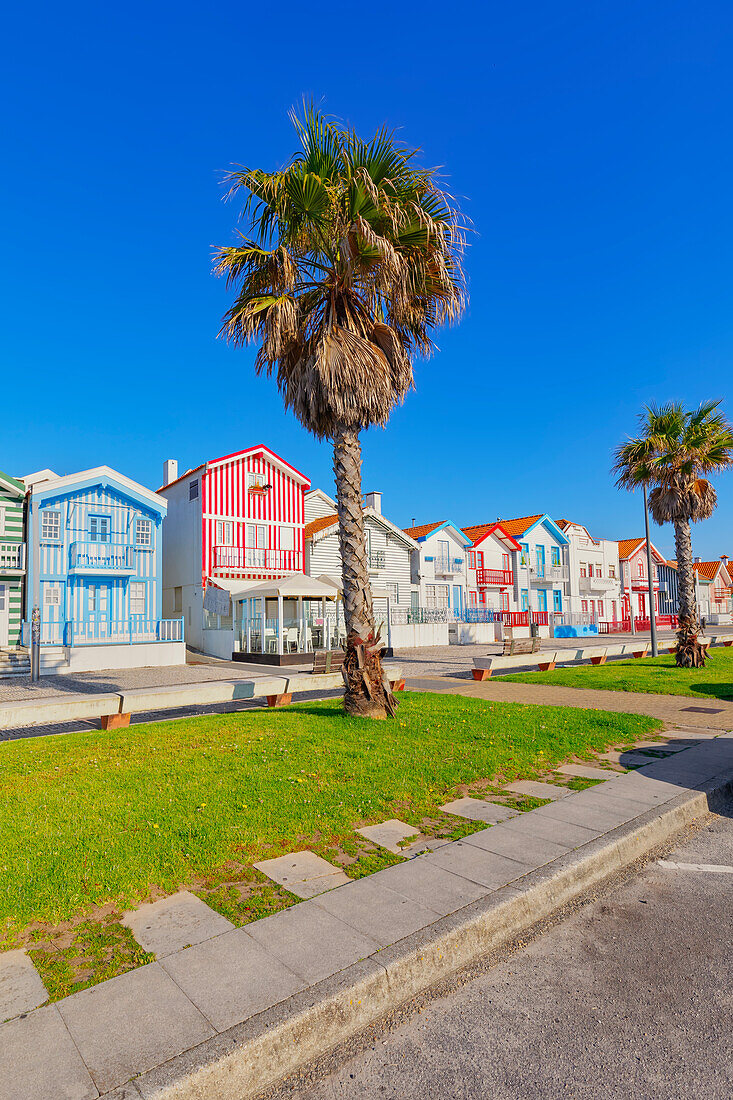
[159,445,311,658]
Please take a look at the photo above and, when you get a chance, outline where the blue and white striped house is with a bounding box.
[24,466,185,674]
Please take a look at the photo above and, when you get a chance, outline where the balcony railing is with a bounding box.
[212,546,302,572]
[390,606,450,624]
[476,568,513,587]
[579,574,618,592]
[433,556,464,575]
[368,550,386,570]
[69,542,136,573]
[0,541,25,571]
[530,565,568,583]
[21,618,185,647]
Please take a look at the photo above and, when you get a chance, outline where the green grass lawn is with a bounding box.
[0,692,659,997]
[494,647,733,698]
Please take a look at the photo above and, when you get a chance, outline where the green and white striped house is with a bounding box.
[0,469,27,648]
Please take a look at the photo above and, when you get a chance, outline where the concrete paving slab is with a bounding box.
[556,763,618,781]
[311,876,442,946]
[0,949,48,1022]
[535,796,644,833]
[463,824,573,865]
[121,891,234,957]
[244,901,380,984]
[57,961,214,1093]
[503,780,571,800]
[439,797,520,824]
[161,928,305,1032]
[105,1086,143,1099]
[368,857,489,916]
[401,836,451,858]
[501,809,603,848]
[426,841,534,891]
[355,819,420,854]
[253,851,351,898]
[0,1004,98,1100]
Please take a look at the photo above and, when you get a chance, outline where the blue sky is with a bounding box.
[4,1,732,560]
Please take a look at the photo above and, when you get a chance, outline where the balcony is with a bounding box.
[23,618,184,647]
[212,547,302,573]
[530,565,568,584]
[0,541,25,573]
[630,571,659,590]
[476,568,513,587]
[579,574,618,593]
[368,550,386,571]
[433,556,464,575]
[69,542,136,574]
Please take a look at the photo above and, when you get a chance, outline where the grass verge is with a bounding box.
[493,647,733,698]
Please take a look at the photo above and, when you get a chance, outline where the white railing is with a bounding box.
[0,542,25,570]
[530,565,568,583]
[22,618,184,646]
[579,574,617,592]
[433,556,464,575]
[69,542,135,572]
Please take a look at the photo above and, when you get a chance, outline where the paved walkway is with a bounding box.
[405,675,733,729]
[3,734,731,1099]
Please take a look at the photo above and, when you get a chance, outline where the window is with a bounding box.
[41,510,61,541]
[581,599,588,613]
[500,590,509,611]
[0,584,5,611]
[130,582,145,615]
[520,542,529,564]
[89,585,97,612]
[280,526,295,551]
[612,600,618,619]
[551,547,560,567]
[44,586,61,606]
[425,584,449,609]
[247,471,267,491]
[609,564,616,578]
[216,520,234,546]
[637,559,645,577]
[580,563,587,578]
[89,516,110,543]
[136,518,152,546]
[469,590,478,607]
[189,479,199,501]
[173,587,183,613]
[476,551,484,570]
[246,523,268,565]
[520,589,528,611]
[537,589,547,612]
[553,590,562,612]
[468,551,476,570]
[386,583,399,604]
[597,600,604,617]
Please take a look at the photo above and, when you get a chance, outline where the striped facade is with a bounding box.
[26,468,167,646]
[201,448,308,584]
[0,469,26,648]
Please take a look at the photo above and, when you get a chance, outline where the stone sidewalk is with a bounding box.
[2,733,731,1100]
[405,675,733,730]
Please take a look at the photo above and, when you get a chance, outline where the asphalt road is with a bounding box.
[269,803,733,1100]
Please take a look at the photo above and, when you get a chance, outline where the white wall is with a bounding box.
[38,641,186,675]
[160,470,204,649]
[562,525,622,620]
[416,528,469,612]
[306,512,414,608]
[389,621,449,648]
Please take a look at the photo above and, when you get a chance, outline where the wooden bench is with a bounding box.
[502,636,541,657]
[312,649,345,675]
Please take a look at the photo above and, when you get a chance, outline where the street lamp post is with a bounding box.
[643,484,659,657]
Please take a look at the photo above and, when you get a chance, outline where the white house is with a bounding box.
[402,520,472,618]
[618,537,666,622]
[466,514,570,621]
[556,519,622,625]
[459,521,521,613]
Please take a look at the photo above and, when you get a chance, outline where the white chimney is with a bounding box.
[365,491,382,514]
[163,459,178,486]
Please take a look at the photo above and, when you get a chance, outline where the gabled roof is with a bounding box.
[305,508,418,549]
[403,520,472,546]
[461,521,522,553]
[693,560,730,582]
[556,519,600,544]
[29,466,167,516]
[158,444,310,493]
[305,488,337,509]
[617,537,666,565]
[464,514,543,542]
[0,469,25,497]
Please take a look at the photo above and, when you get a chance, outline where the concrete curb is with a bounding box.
[118,769,733,1100]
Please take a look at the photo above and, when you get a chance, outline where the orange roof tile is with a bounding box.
[693,560,723,581]
[617,538,646,560]
[463,514,543,543]
[665,560,678,569]
[304,513,338,539]
[403,521,445,540]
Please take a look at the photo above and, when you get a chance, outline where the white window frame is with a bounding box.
[386,583,399,604]
[129,581,146,615]
[216,520,234,546]
[280,526,295,551]
[44,585,61,606]
[41,510,61,542]
[247,471,266,491]
[135,518,152,546]
[189,479,199,501]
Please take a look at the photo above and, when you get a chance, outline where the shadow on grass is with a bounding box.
[688,683,733,701]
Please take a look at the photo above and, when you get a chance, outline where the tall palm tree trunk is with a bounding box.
[332,424,397,718]
[673,518,705,667]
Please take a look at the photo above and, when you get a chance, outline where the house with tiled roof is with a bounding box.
[455,522,521,615]
[304,488,419,627]
[693,559,732,619]
[617,537,667,622]
[402,520,472,618]
[556,519,622,627]
[476,514,570,622]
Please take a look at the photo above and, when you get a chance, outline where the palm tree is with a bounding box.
[214,107,466,716]
[613,401,733,667]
